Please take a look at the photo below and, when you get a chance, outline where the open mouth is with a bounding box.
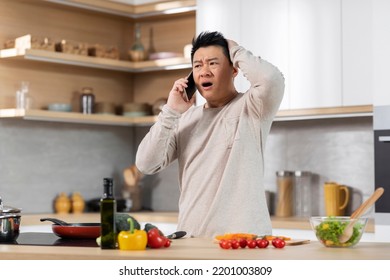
[201,82,213,88]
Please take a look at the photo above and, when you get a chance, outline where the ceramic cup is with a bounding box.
[324,182,350,216]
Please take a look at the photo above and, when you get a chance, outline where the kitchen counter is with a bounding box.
[1,235,389,260]
[20,212,375,232]
[1,212,387,260]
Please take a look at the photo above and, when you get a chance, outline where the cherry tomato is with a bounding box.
[272,238,286,248]
[256,238,269,248]
[219,239,231,249]
[247,239,257,249]
[238,238,247,248]
[230,239,240,249]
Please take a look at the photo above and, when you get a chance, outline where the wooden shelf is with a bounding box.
[0,105,373,127]
[0,109,157,127]
[0,48,191,73]
[275,105,373,121]
[43,0,197,19]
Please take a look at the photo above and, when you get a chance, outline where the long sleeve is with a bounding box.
[229,45,285,120]
[135,105,180,174]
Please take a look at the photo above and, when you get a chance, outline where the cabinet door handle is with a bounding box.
[379,136,390,142]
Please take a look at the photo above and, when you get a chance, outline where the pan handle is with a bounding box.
[40,217,69,226]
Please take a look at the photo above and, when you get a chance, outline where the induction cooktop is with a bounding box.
[6,232,99,247]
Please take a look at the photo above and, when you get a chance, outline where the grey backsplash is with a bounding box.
[0,116,374,216]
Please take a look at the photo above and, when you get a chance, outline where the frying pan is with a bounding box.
[40,218,100,239]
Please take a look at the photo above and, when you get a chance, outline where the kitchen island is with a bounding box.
[1,212,388,260]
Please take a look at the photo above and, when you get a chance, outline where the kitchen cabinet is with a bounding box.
[342,0,372,106]
[373,0,390,106]
[241,0,289,110]
[0,0,196,126]
[289,0,341,109]
[196,0,373,114]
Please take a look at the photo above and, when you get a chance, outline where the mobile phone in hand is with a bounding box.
[184,71,196,101]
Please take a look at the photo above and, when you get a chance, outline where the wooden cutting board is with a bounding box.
[285,239,311,246]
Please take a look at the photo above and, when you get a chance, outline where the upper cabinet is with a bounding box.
[342,0,373,106]
[289,0,342,109]
[241,0,289,110]
[197,0,373,114]
[373,0,390,106]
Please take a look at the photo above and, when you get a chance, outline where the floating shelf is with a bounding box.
[0,48,192,73]
[0,109,157,127]
[43,0,197,19]
[275,105,373,121]
[0,105,373,127]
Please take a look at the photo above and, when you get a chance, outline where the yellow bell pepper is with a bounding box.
[118,218,147,250]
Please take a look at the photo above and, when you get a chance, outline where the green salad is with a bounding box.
[314,217,364,247]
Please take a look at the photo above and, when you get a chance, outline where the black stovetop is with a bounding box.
[7,232,99,247]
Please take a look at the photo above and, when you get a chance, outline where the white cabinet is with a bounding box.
[289,0,342,109]
[241,0,289,109]
[196,0,374,112]
[373,0,390,106]
[196,0,241,40]
[342,0,373,106]
[197,0,290,107]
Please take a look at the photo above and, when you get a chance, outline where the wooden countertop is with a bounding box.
[1,235,389,260]
[20,212,375,232]
[0,212,385,260]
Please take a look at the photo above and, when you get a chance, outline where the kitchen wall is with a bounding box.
[0,119,135,213]
[0,114,373,215]
[134,116,374,216]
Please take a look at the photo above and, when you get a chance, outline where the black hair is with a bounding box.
[191,31,232,65]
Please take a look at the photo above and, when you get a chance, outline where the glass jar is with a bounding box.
[275,170,294,217]
[294,171,313,217]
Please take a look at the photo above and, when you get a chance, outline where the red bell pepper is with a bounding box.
[147,228,170,249]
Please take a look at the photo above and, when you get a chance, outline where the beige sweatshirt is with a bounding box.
[136,45,285,238]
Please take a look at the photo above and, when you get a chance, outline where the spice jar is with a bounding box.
[54,193,71,214]
[80,87,95,114]
[71,192,85,214]
[275,171,294,217]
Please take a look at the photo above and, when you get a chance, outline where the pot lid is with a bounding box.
[2,205,22,213]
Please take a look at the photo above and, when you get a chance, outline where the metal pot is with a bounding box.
[0,197,22,243]
[0,213,21,242]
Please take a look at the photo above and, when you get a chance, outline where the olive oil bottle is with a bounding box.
[100,177,116,249]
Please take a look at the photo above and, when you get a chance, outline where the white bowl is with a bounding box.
[48,103,72,112]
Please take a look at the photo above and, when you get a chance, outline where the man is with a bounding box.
[136,31,284,238]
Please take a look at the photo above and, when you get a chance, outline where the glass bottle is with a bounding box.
[80,87,95,114]
[100,178,116,249]
[128,23,146,62]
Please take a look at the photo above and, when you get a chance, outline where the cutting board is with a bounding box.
[285,239,310,246]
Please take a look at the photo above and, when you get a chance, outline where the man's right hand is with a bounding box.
[166,77,196,114]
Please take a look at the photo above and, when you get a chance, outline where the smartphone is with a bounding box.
[184,71,196,101]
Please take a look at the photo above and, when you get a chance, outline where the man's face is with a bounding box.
[192,46,237,105]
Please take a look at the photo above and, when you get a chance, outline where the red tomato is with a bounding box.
[272,238,286,248]
[238,238,247,248]
[219,239,231,249]
[247,239,257,249]
[230,239,240,249]
[256,238,269,248]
